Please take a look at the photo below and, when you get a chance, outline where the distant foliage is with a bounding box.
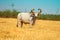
[0,10,20,18]
[0,10,60,20]
[38,14,60,21]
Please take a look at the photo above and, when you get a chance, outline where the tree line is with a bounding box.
[0,10,60,21]
[0,10,19,18]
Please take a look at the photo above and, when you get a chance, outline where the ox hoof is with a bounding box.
[21,26,22,28]
[16,25,18,27]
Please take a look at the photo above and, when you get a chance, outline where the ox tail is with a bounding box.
[16,17,18,27]
[16,19,18,27]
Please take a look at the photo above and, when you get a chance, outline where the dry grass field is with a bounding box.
[0,18,60,40]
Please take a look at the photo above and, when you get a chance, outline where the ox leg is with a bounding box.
[17,22,18,27]
[21,21,23,28]
[16,19,18,27]
[30,20,33,28]
[32,19,36,25]
[16,19,21,27]
[29,17,33,28]
[16,20,20,27]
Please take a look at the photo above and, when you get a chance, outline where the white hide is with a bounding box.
[17,12,39,27]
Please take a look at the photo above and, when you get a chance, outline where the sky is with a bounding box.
[0,0,60,14]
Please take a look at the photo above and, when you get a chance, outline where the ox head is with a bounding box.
[35,8,42,18]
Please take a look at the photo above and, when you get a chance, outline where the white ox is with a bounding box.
[16,9,41,28]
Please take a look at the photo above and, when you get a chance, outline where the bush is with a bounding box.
[0,10,20,18]
[39,14,60,20]
[0,10,60,20]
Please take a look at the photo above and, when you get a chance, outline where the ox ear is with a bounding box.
[33,9,35,10]
[38,8,40,10]
[31,8,35,11]
[38,8,42,13]
[32,8,35,10]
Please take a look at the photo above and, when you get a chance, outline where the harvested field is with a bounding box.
[0,18,60,40]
